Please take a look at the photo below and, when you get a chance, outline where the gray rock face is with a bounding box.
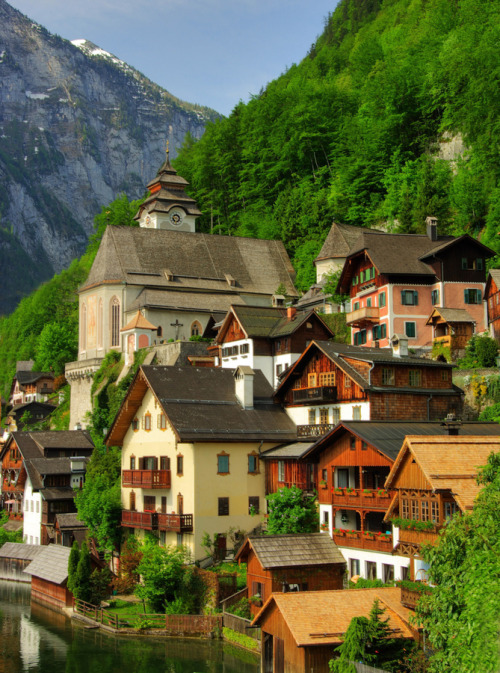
[0,0,216,315]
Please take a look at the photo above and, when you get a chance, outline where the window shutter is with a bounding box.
[464,289,469,303]
[413,291,418,305]
[139,457,144,470]
[401,290,405,304]
[153,457,158,470]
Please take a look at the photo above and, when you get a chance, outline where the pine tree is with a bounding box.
[67,541,80,594]
[73,541,92,602]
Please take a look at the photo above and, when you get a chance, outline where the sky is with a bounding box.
[7,0,339,117]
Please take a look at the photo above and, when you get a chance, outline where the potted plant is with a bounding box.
[377,488,389,497]
[363,489,373,496]
[346,529,358,537]
[333,487,343,495]
[364,531,375,539]
[319,479,328,489]
[346,487,356,496]
[332,528,344,536]
[320,522,329,532]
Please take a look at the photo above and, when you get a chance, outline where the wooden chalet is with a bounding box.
[384,435,500,579]
[274,340,463,439]
[485,269,500,344]
[234,534,345,618]
[9,366,54,407]
[215,305,333,388]
[260,442,316,495]
[23,544,73,610]
[4,401,56,434]
[426,307,475,359]
[300,420,500,581]
[252,587,415,673]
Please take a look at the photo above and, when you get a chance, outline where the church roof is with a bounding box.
[121,311,157,332]
[315,222,369,262]
[81,226,298,299]
[126,288,247,315]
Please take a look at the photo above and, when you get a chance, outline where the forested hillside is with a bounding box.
[174,0,500,290]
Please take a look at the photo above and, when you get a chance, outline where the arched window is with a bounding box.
[110,296,120,347]
[97,298,103,348]
[157,325,163,338]
[81,303,87,351]
[191,321,202,337]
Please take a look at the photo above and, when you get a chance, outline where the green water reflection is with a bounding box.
[0,581,259,673]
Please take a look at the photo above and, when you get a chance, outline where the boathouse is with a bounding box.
[23,544,72,610]
[0,542,44,582]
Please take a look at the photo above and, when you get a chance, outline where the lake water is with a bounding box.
[0,581,259,673]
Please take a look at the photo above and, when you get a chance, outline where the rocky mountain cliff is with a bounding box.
[0,0,217,315]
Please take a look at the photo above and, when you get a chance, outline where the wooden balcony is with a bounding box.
[346,306,380,326]
[121,510,157,530]
[292,386,337,404]
[399,583,432,610]
[398,526,440,548]
[332,531,393,553]
[297,423,334,438]
[433,335,451,348]
[329,487,392,509]
[122,469,171,489]
[157,513,193,533]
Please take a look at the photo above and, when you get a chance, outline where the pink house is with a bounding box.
[338,219,493,349]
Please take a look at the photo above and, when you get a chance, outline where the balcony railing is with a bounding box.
[122,469,171,489]
[158,513,193,533]
[332,530,393,553]
[328,487,392,508]
[433,335,451,348]
[292,386,337,404]
[121,510,194,533]
[398,526,440,548]
[399,584,432,610]
[345,306,380,326]
[297,423,334,438]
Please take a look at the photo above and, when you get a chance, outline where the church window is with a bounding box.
[157,325,163,338]
[81,303,87,351]
[110,297,120,347]
[191,321,202,337]
[97,298,103,348]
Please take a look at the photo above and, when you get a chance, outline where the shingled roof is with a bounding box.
[15,370,54,386]
[23,545,71,584]
[315,222,370,262]
[235,533,345,568]
[81,226,298,299]
[126,288,246,315]
[302,421,500,462]
[252,588,414,645]
[385,435,500,510]
[0,542,44,561]
[426,307,475,325]
[107,365,297,445]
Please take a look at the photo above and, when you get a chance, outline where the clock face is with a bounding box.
[169,210,184,226]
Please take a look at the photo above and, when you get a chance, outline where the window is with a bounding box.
[278,460,285,482]
[379,292,386,308]
[345,376,351,388]
[366,298,372,307]
[464,289,482,304]
[176,455,183,475]
[275,340,281,352]
[218,497,229,516]
[110,296,120,347]
[129,491,136,511]
[373,323,387,341]
[276,364,283,377]
[477,258,484,270]
[441,370,449,381]
[462,257,484,270]
[248,454,259,473]
[249,496,259,514]
[308,408,316,424]
[252,581,264,601]
[353,302,360,311]
[411,500,419,520]
[366,561,377,580]
[401,290,418,305]
[382,368,395,385]
[191,321,202,336]
[144,413,151,431]
[361,441,367,451]
[240,343,249,354]
[349,559,360,577]
[217,453,229,474]
[354,329,367,345]
[158,413,167,430]
[144,495,156,512]
[36,501,39,513]
[401,499,409,519]
[409,370,422,386]
[322,468,328,482]
[350,437,356,451]
[383,564,394,583]
[132,418,139,432]
[353,406,362,420]
[160,456,170,470]
[332,408,340,425]
[319,372,335,386]
[130,456,136,470]
[431,289,440,305]
[157,326,163,338]
[308,373,317,387]
[25,500,28,512]
[405,322,416,338]
[319,408,329,424]
[431,500,440,522]
[421,500,429,521]
[444,501,458,519]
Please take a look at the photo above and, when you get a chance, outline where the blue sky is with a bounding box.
[8,0,339,116]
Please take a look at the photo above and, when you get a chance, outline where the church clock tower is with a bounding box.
[134,142,202,232]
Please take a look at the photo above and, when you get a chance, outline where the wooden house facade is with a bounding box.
[252,588,415,673]
[274,340,463,438]
[234,534,345,618]
[23,545,73,610]
[261,442,316,495]
[384,435,500,580]
[485,269,500,343]
[426,307,475,359]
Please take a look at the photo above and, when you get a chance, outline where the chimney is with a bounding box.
[390,334,409,358]
[287,306,297,320]
[234,366,254,409]
[441,412,462,435]
[426,216,438,241]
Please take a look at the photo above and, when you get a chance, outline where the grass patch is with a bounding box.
[105,599,148,616]
[223,627,260,652]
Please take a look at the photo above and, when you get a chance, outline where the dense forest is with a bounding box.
[1,0,500,396]
[174,0,500,289]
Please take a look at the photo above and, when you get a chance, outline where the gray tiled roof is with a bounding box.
[81,226,298,299]
[28,457,88,475]
[127,288,247,314]
[0,542,44,561]
[16,371,54,386]
[315,222,370,262]
[142,366,297,442]
[429,308,475,323]
[244,534,345,568]
[23,545,71,584]
[41,488,77,501]
[56,513,87,530]
[260,442,314,459]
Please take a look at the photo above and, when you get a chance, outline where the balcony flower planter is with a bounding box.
[332,529,345,536]
[333,488,343,495]
[363,490,373,497]
[320,523,329,532]
[346,489,356,496]
[377,490,389,497]
[319,481,328,489]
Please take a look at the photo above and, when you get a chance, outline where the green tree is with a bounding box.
[73,541,92,602]
[34,321,78,375]
[415,452,500,673]
[265,486,318,535]
[134,538,191,613]
[322,268,349,306]
[67,541,80,593]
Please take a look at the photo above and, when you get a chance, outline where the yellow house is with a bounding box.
[106,365,297,560]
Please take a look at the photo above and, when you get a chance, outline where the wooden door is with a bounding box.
[263,634,273,673]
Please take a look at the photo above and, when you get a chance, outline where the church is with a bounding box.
[65,151,299,426]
